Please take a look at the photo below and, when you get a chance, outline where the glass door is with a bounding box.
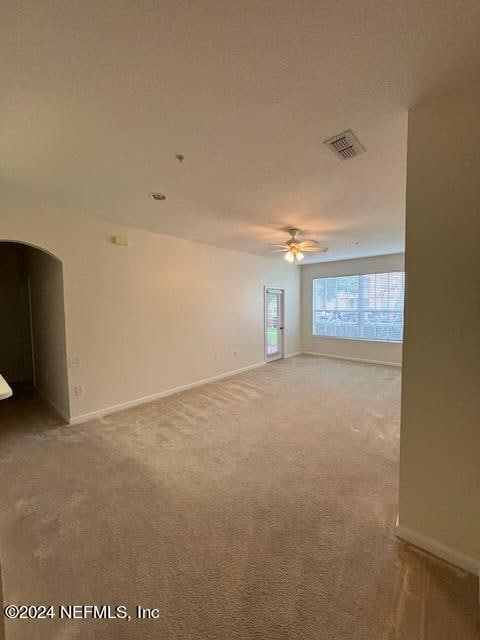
[265,288,284,361]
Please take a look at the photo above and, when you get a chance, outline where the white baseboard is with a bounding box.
[36,387,70,423]
[284,351,302,359]
[396,523,479,576]
[69,361,266,425]
[301,351,402,367]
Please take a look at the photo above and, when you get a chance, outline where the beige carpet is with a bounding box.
[0,356,477,639]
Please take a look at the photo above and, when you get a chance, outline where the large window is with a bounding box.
[312,271,405,342]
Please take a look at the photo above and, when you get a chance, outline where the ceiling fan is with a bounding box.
[271,228,328,263]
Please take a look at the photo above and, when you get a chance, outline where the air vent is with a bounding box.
[324,130,365,161]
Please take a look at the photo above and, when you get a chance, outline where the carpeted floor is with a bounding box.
[0,356,477,639]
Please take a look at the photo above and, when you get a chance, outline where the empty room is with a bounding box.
[0,1,479,639]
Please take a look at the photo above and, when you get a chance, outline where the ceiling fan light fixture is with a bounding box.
[274,228,327,263]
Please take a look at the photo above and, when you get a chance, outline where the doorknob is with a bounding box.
[280,326,284,330]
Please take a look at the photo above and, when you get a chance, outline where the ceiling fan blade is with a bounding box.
[300,246,328,253]
[270,249,288,253]
[298,240,320,247]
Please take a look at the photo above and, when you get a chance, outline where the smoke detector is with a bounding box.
[323,130,365,160]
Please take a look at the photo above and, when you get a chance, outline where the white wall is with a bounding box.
[0,244,33,383]
[0,211,301,421]
[398,84,480,571]
[24,246,70,419]
[301,254,404,365]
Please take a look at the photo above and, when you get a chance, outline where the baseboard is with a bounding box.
[69,361,267,425]
[301,351,402,367]
[36,387,70,423]
[396,523,479,576]
[284,351,302,359]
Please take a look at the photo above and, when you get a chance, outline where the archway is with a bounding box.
[0,241,70,421]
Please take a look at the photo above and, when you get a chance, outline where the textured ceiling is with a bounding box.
[1,1,480,262]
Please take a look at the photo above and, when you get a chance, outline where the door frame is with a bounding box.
[264,286,285,362]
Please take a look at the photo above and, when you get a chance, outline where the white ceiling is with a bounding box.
[2,1,480,262]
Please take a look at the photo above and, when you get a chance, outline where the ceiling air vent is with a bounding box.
[324,130,365,161]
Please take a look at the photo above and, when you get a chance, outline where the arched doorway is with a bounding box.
[0,241,69,421]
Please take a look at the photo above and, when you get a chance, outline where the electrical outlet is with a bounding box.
[233,351,238,359]
[74,384,86,397]
[68,357,81,367]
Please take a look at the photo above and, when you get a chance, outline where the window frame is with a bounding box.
[311,271,404,344]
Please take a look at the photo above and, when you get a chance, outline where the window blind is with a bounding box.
[312,271,405,342]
